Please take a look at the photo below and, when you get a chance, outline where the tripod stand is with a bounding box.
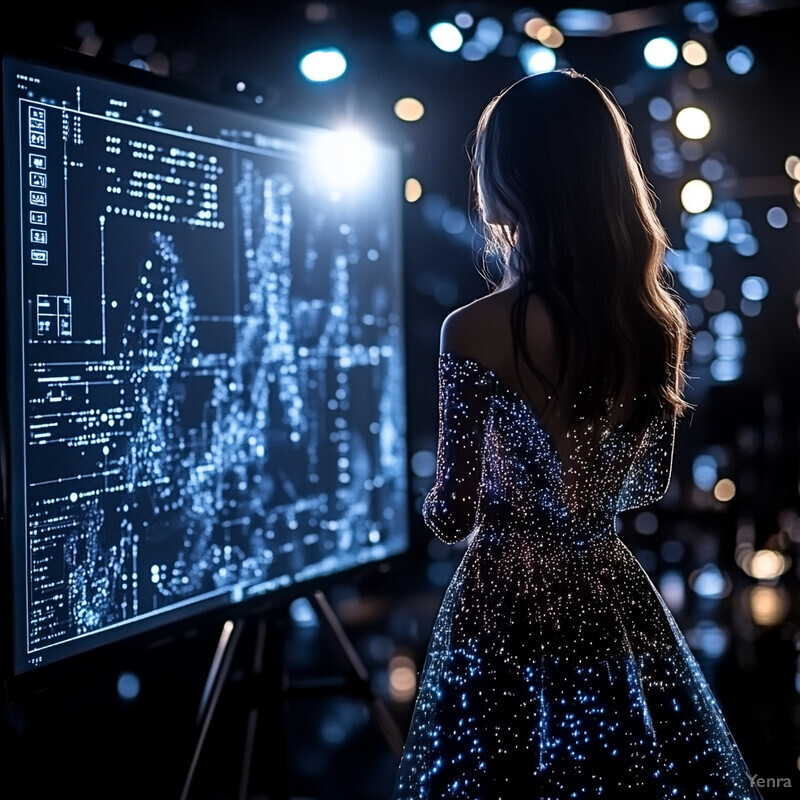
[180,589,405,800]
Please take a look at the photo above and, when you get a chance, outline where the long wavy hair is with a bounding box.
[471,68,692,432]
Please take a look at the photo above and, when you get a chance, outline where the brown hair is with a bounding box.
[472,68,693,431]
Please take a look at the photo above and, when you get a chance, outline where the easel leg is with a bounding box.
[239,612,290,800]
[181,619,244,800]
[309,590,405,758]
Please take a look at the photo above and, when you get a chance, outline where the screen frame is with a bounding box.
[0,40,412,703]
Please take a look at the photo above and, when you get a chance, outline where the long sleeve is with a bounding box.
[422,354,491,544]
[616,413,677,513]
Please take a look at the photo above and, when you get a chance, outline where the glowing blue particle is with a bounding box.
[766,206,788,228]
[726,46,754,75]
[678,264,712,297]
[691,330,714,360]
[741,275,768,302]
[710,358,742,382]
[684,2,716,25]
[700,158,724,181]
[648,97,672,121]
[644,37,678,69]
[734,235,759,256]
[519,43,557,75]
[442,209,467,235]
[461,40,488,61]
[117,671,141,700]
[715,335,744,360]
[688,211,728,242]
[475,17,503,51]
[709,311,742,336]
[692,454,717,491]
[555,8,612,35]
[391,10,420,38]
[290,597,318,627]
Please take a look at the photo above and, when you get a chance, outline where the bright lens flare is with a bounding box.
[681,179,713,213]
[676,107,711,140]
[313,128,374,190]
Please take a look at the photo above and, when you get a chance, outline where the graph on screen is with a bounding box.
[2,50,408,679]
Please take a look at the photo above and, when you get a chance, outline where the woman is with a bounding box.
[392,69,761,799]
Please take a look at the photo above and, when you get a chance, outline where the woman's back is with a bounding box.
[440,287,640,454]
[392,68,760,800]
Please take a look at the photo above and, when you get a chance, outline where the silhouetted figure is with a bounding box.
[393,69,762,800]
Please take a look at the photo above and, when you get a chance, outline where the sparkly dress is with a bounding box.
[393,353,761,800]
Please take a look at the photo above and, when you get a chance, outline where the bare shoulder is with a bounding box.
[440,292,511,358]
[440,288,558,386]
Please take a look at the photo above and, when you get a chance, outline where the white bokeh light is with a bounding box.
[644,37,678,69]
[429,22,463,52]
[299,47,347,82]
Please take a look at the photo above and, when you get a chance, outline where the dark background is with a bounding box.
[2,2,800,798]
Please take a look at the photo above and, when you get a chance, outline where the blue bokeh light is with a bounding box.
[519,43,557,75]
[726,46,754,75]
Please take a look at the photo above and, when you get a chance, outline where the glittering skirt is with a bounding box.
[392,530,762,800]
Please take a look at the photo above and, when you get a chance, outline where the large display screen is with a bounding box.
[1,46,408,687]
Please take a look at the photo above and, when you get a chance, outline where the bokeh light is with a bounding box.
[299,47,347,82]
[681,179,713,213]
[648,97,672,121]
[749,585,790,626]
[555,9,612,35]
[766,206,788,228]
[644,37,678,69]
[675,107,711,140]
[519,43,557,75]
[682,40,708,65]
[537,25,565,49]
[116,671,141,701]
[391,10,420,38]
[474,17,504,52]
[741,276,769,302]
[388,654,417,702]
[523,16,548,39]
[693,454,718,491]
[743,549,789,580]
[429,22,463,52]
[713,478,736,502]
[726,45,754,75]
[404,178,422,203]
[394,97,425,122]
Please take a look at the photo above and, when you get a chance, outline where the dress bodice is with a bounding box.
[422,353,677,546]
